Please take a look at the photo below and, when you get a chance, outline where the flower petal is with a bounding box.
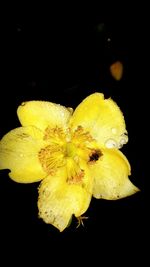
[70,93,128,149]
[89,148,139,200]
[38,164,92,232]
[17,101,72,131]
[0,126,47,183]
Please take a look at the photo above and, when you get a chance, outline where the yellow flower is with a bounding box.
[0,93,139,231]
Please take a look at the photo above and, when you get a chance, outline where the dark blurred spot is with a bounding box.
[95,22,105,33]
[28,80,37,88]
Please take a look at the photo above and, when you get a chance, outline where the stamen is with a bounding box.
[38,145,65,175]
[66,158,84,184]
[43,126,66,142]
[67,169,84,184]
[72,126,94,144]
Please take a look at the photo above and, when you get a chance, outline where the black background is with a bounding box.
[0,4,148,264]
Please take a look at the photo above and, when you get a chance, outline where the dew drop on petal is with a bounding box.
[118,135,128,148]
[105,139,117,148]
[21,102,26,106]
[67,107,73,115]
[111,127,117,134]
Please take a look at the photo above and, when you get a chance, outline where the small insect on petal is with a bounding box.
[110,61,123,81]
[76,216,89,228]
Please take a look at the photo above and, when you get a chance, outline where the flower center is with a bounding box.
[38,126,102,183]
[66,142,76,158]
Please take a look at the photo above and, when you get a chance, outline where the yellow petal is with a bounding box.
[17,101,72,131]
[38,164,92,232]
[70,93,128,149]
[0,126,47,183]
[90,148,139,200]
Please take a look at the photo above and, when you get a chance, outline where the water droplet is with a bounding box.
[105,139,117,148]
[121,137,128,144]
[21,102,26,106]
[67,107,73,115]
[111,128,117,134]
[118,135,128,148]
